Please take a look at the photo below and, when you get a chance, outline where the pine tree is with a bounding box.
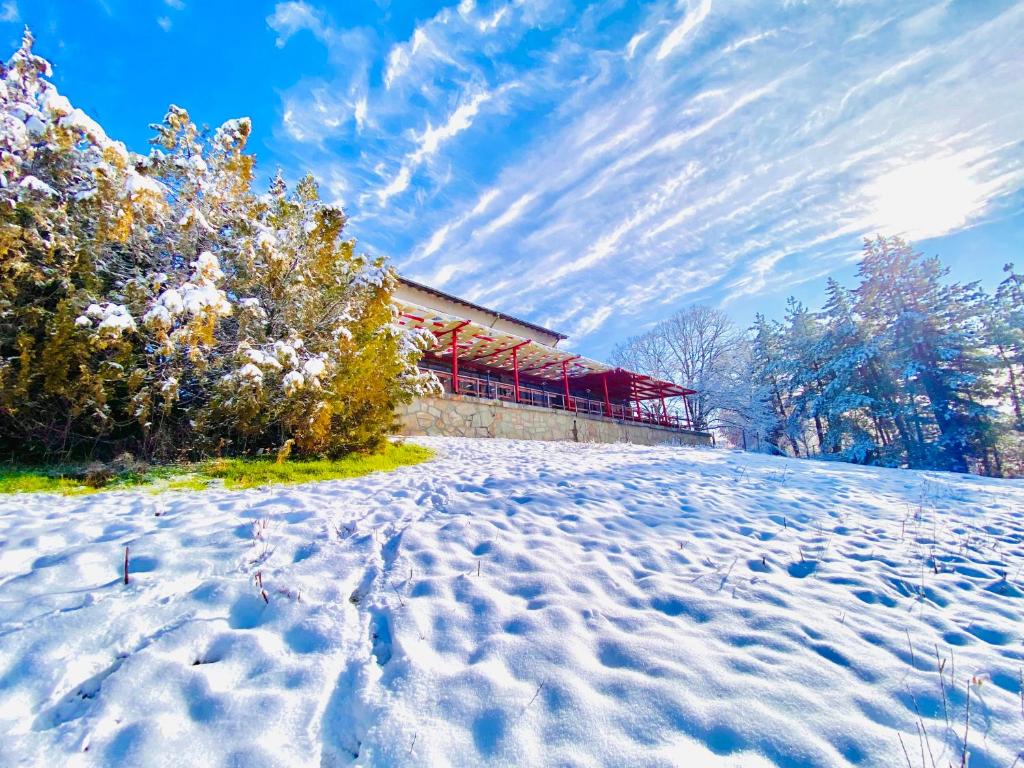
[854,236,996,473]
[749,313,797,455]
[779,298,834,455]
[989,264,1024,430]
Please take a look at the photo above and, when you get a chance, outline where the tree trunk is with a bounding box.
[916,369,969,473]
[997,345,1023,428]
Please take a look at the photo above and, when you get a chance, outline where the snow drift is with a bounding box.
[0,438,1021,766]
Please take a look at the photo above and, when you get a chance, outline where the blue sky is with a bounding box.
[6,0,1024,357]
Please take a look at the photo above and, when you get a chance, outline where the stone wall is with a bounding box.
[396,395,712,447]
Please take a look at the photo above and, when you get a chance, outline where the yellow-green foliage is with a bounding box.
[0,32,436,462]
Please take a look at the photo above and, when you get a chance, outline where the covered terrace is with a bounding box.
[395,298,698,431]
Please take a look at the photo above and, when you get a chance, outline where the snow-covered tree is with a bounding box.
[0,31,434,461]
[611,305,747,434]
[854,236,997,473]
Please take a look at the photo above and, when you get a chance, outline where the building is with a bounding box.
[392,277,712,446]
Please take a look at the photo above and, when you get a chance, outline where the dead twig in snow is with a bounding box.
[897,732,913,768]
[526,682,545,709]
[905,629,916,668]
[960,678,971,768]
[905,686,936,768]
[935,643,949,729]
[123,546,129,585]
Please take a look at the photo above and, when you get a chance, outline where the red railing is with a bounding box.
[425,368,689,431]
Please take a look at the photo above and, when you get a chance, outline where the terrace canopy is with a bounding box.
[395,297,698,430]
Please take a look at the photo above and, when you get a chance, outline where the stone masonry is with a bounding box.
[396,394,713,447]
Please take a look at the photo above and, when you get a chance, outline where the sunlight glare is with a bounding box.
[865,156,986,240]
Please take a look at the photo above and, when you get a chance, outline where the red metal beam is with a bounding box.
[432,319,471,341]
[561,359,575,411]
[512,346,521,403]
[451,326,462,394]
[601,373,612,417]
[468,339,531,363]
[520,354,581,374]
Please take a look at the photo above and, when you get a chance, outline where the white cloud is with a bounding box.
[268,1,325,47]
[477,5,509,33]
[655,0,712,61]
[474,192,535,238]
[412,92,491,163]
[353,97,368,131]
[0,1,18,22]
[157,15,172,31]
[377,166,412,207]
[625,30,649,60]
[268,0,1024,354]
[377,91,493,207]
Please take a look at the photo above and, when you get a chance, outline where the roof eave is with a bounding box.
[397,276,568,342]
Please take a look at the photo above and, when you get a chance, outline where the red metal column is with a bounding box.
[660,394,668,425]
[561,360,574,411]
[451,327,460,394]
[631,376,641,420]
[512,346,521,403]
[601,373,612,417]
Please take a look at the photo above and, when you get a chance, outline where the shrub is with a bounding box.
[0,31,437,461]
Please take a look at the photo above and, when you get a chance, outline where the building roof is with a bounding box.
[570,369,696,400]
[397,276,568,342]
[393,278,697,402]
[394,297,606,381]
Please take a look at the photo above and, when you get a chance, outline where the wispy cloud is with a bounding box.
[268,1,326,47]
[375,90,493,207]
[655,0,712,61]
[0,1,18,23]
[267,0,1024,354]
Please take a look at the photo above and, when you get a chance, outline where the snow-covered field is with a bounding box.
[1,438,1022,767]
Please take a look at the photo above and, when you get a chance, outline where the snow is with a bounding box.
[180,283,231,318]
[274,340,300,368]
[283,370,305,394]
[303,356,327,379]
[0,438,1021,767]
[18,175,57,196]
[125,172,165,199]
[245,348,284,371]
[78,303,137,335]
[236,363,264,384]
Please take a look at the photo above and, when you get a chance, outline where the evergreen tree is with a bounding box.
[749,314,797,455]
[989,264,1024,430]
[779,298,833,455]
[0,31,435,461]
[854,236,996,473]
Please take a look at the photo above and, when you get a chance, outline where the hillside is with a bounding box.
[1,438,1021,767]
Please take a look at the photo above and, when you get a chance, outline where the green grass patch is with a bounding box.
[0,442,434,495]
[202,442,434,490]
[0,471,96,495]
